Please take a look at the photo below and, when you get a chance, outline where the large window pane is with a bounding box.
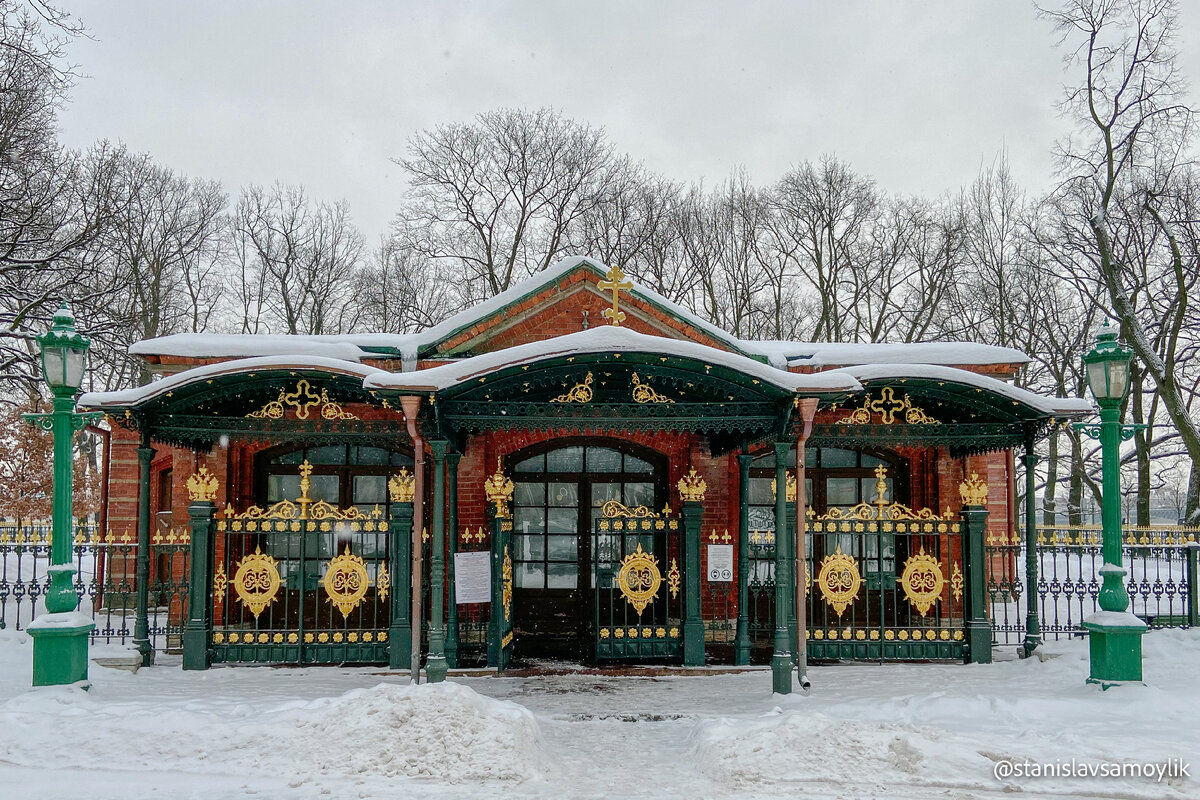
[515,535,545,561]
[267,474,301,502]
[308,475,339,503]
[821,448,857,468]
[748,477,774,505]
[547,535,578,561]
[826,477,858,506]
[585,447,622,472]
[306,445,347,465]
[513,454,545,473]
[591,482,621,506]
[624,455,653,473]
[514,482,546,506]
[548,483,578,507]
[547,563,578,589]
[353,475,386,504]
[624,482,655,509]
[546,447,584,472]
[514,507,546,535]
[516,562,544,589]
[353,446,391,465]
[547,508,576,534]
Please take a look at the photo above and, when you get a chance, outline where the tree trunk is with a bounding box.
[1068,430,1084,527]
[1044,428,1059,527]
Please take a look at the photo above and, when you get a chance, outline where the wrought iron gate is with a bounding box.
[593,501,682,660]
[808,467,966,659]
[211,462,392,663]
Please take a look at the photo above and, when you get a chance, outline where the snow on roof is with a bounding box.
[128,333,416,362]
[363,326,862,394]
[408,256,746,355]
[78,356,386,409]
[825,363,1094,417]
[743,340,1032,369]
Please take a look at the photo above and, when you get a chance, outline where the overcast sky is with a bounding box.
[54,1,1200,239]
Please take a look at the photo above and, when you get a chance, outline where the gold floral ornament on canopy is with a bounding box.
[245,379,359,421]
[677,468,707,503]
[835,386,939,426]
[186,466,218,502]
[485,457,515,517]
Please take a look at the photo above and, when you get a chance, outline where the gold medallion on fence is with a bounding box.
[617,543,662,615]
[817,547,862,617]
[323,545,370,617]
[231,546,281,619]
[898,548,944,616]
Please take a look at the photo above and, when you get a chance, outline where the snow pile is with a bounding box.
[262,682,543,783]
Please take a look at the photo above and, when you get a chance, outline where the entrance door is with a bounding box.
[509,443,663,659]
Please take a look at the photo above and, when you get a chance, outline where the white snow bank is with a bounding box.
[267,682,543,783]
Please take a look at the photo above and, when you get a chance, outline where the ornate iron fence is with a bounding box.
[987,525,1199,645]
[0,521,190,651]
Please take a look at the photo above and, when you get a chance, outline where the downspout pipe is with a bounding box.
[400,396,424,684]
[794,397,819,693]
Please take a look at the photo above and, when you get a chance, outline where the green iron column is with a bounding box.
[182,469,216,671]
[387,468,414,670]
[426,440,449,682]
[682,495,705,667]
[445,451,461,668]
[960,474,992,664]
[133,428,155,667]
[770,442,793,694]
[1022,433,1042,657]
[734,453,753,665]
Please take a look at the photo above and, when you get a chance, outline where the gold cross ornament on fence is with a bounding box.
[598,265,633,326]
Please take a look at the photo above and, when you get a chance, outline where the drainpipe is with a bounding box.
[400,396,424,683]
[87,422,111,608]
[794,398,819,692]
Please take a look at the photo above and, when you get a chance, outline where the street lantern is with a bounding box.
[23,301,101,686]
[1077,320,1146,687]
[1082,321,1132,406]
[39,303,89,393]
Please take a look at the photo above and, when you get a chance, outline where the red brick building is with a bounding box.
[80,257,1089,675]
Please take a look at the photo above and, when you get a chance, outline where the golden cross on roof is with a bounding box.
[598,265,633,326]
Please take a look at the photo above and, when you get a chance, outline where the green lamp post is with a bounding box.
[1076,320,1147,687]
[23,302,102,686]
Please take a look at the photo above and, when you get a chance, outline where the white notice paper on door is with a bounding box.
[454,551,492,604]
[707,544,734,582]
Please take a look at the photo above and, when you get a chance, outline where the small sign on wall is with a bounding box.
[706,544,734,582]
[454,551,492,604]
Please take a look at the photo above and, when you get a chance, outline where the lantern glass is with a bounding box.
[42,345,66,389]
[64,347,86,390]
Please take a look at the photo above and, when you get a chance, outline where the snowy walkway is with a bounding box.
[1,631,1196,799]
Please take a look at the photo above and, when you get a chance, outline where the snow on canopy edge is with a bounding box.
[365,326,862,393]
[825,363,1094,416]
[78,356,387,409]
[743,340,1032,369]
[128,332,420,361]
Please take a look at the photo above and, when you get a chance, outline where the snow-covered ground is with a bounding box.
[0,631,1196,800]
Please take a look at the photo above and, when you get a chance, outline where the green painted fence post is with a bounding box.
[682,498,705,667]
[445,451,461,668]
[182,471,216,671]
[960,475,992,665]
[771,442,793,693]
[734,453,753,665]
[1186,543,1199,628]
[133,430,155,667]
[387,469,414,671]
[425,440,449,683]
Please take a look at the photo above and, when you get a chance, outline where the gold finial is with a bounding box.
[598,264,633,326]
[959,473,989,507]
[874,464,889,505]
[388,468,416,503]
[186,466,218,502]
[484,456,515,517]
[677,467,707,503]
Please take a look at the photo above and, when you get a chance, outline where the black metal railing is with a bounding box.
[987,525,1199,645]
[0,521,190,652]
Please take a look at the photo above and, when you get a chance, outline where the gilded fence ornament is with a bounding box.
[186,466,219,502]
[484,457,515,517]
[951,562,963,602]
[231,546,281,618]
[551,372,594,404]
[667,558,681,599]
[502,545,513,622]
[246,379,359,421]
[598,264,633,326]
[601,500,658,518]
[959,473,989,507]
[835,386,940,426]
[376,562,391,602]
[771,471,797,502]
[219,461,381,524]
[631,372,674,404]
[388,468,416,503]
[897,548,945,616]
[816,546,862,617]
[617,543,662,615]
[212,561,227,604]
[677,468,707,503]
[323,545,370,617]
